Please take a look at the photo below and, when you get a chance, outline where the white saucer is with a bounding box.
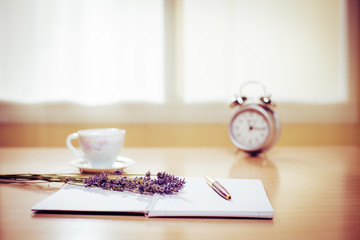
[70,156,136,173]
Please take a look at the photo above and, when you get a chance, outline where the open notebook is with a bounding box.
[32,178,274,218]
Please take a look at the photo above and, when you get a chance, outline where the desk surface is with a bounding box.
[1,146,360,240]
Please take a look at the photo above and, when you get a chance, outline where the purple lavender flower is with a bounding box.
[83,171,185,195]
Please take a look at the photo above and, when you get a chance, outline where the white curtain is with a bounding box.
[183,0,346,104]
[0,0,164,105]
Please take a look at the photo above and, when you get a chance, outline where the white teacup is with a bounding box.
[66,128,126,169]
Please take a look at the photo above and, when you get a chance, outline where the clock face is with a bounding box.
[229,108,270,151]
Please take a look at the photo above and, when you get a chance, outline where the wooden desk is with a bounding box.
[1,146,360,240]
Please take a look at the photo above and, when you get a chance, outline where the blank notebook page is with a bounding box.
[32,184,152,213]
[148,178,274,218]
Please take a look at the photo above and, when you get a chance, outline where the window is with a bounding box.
[0,0,164,105]
[0,0,357,123]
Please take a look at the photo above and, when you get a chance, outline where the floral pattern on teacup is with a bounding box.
[82,138,108,151]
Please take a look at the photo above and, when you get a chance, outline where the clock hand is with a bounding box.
[252,126,266,130]
[252,115,260,125]
[246,119,253,131]
[246,119,252,126]
[247,115,260,130]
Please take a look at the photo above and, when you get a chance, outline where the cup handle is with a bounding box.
[66,133,83,158]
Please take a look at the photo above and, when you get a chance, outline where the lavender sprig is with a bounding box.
[0,170,186,196]
[0,173,86,183]
[83,171,186,195]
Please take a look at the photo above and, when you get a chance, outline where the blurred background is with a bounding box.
[0,0,359,148]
